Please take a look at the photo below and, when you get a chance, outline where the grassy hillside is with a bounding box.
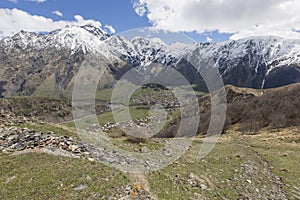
[0,84,299,199]
[0,127,299,199]
[0,153,129,199]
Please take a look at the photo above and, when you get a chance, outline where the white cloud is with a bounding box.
[132,0,300,40]
[132,0,147,16]
[206,36,213,43]
[52,10,63,17]
[0,8,102,38]
[104,24,116,34]
[25,0,47,3]
[9,0,18,3]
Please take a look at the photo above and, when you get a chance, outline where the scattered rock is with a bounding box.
[74,184,88,191]
[86,175,92,182]
[0,108,33,126]
[117,182,154,200]
[5,176,17,185]
[69,145,79,152]
[188,173,204,185]
[140,147,150,153]
[200,184,208,190]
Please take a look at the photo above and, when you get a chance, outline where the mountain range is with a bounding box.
[0,24,300,98]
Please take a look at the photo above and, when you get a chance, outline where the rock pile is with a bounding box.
[0,127,87,155]
[0,109,33,127]
[0,126,153,169]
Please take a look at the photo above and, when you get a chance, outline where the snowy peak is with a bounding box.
[0,27,300,91]
[50,26,103,54]
[1,25,112,54]
[80,24,111,40]
[2,30,40,50]
[131,37,166,48]
[49,24,110,41]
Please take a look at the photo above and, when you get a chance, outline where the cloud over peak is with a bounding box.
[0,8,104,38]
[104,24,116,34]
[132,0,300,39]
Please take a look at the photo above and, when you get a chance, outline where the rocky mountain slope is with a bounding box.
[0,25,300,98]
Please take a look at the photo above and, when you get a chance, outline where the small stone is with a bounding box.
[188,173,197,180]
[144,161,150,166]
[74,184,88,191]
[140,147,150,153]
[14,143,25,151]
[69,145,79,152]
[5,176,17,184]
[7,135,18,142]
[86,175,92,181]
[200,184,208,190]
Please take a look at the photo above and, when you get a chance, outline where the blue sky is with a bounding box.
[0,0,149,32]
[0,0,232,42]
[0,0,299,42]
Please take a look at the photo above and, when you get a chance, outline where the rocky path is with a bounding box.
[235,141,287,200]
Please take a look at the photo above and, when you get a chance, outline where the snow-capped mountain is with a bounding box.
[0,25,299,98]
